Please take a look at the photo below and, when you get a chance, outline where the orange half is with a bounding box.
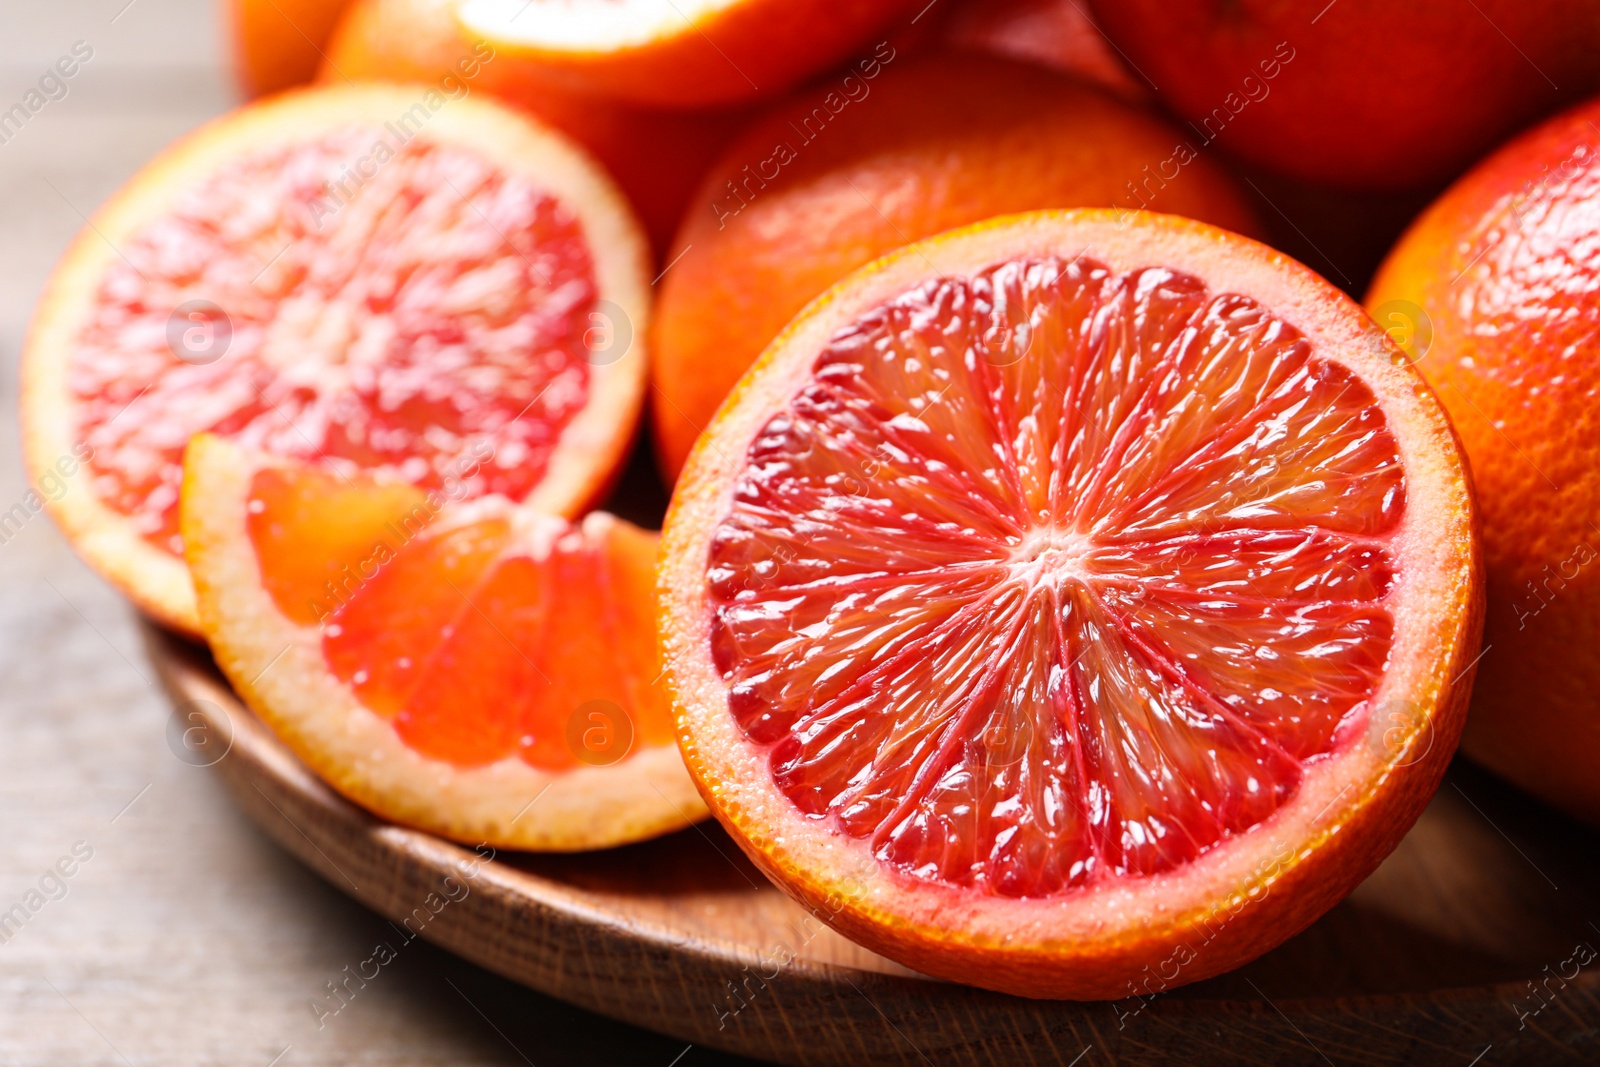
[183,433,706,849]
[21,84,650,634]
[661,210,1481,998]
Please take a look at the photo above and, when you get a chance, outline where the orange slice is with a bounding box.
[457,0,921,106]
[660,210,1482,998]
[21,84,650,635]
[183,433,705,849]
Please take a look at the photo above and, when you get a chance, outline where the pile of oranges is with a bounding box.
[20,0,1600,1000]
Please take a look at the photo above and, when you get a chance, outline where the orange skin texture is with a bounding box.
[649,53,1264,479]
[322,0,749,257]
[1089,0,1600,190]
[1369,96,1600,823]
[942,0,1150,103]
[228,0,356,97]
[465,0,924,108]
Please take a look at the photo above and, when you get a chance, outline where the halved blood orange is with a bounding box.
[183,433,705,849]
[21,84,650,635]
[457,0,920,107]
[660,210,1482,998]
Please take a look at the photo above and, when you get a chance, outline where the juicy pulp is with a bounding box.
[706,255,1404,897]
[71,126,598,555]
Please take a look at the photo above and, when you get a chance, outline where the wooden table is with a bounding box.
[0,2,753,1062]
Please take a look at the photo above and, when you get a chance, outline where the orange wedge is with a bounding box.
[660,210,1482,998]
[183,433,706,849]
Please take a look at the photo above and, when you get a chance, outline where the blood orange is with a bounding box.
[183,433,705,849]
[1368,96,1600,823]
[660,210,1481,997]
[650,54,1264,481]
[1087,0,1600,190]
[21,84,650,635]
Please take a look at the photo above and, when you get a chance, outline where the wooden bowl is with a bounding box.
[147,622,1600,1066]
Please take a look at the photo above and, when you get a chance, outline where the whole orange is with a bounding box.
[649,53,1264,479]
[1368,95,1600,822]
[1089,0,1600,189]
[322,0,748,256]
[228,0,356,97]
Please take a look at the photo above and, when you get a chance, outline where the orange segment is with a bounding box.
[184,434,705,850]
[661,210,1481,998]
[390,552,550,766]
[240,454,674,774]
[513,522,676,765]
[246,465,432,627]
[320,516,512,718]
[1089,534,1396,760]
[605,521,676,746]
[21,85,651,634]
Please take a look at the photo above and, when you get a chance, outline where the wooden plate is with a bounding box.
[147,622,1600,1066]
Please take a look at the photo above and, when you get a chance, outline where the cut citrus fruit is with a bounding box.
[183,433,706,849]
[661,210,1481,998]
[649,54,1264,481]
[21,84,650,635]
[456,0,920,107]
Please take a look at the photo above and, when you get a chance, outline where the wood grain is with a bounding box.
[148,623,1600,1066]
